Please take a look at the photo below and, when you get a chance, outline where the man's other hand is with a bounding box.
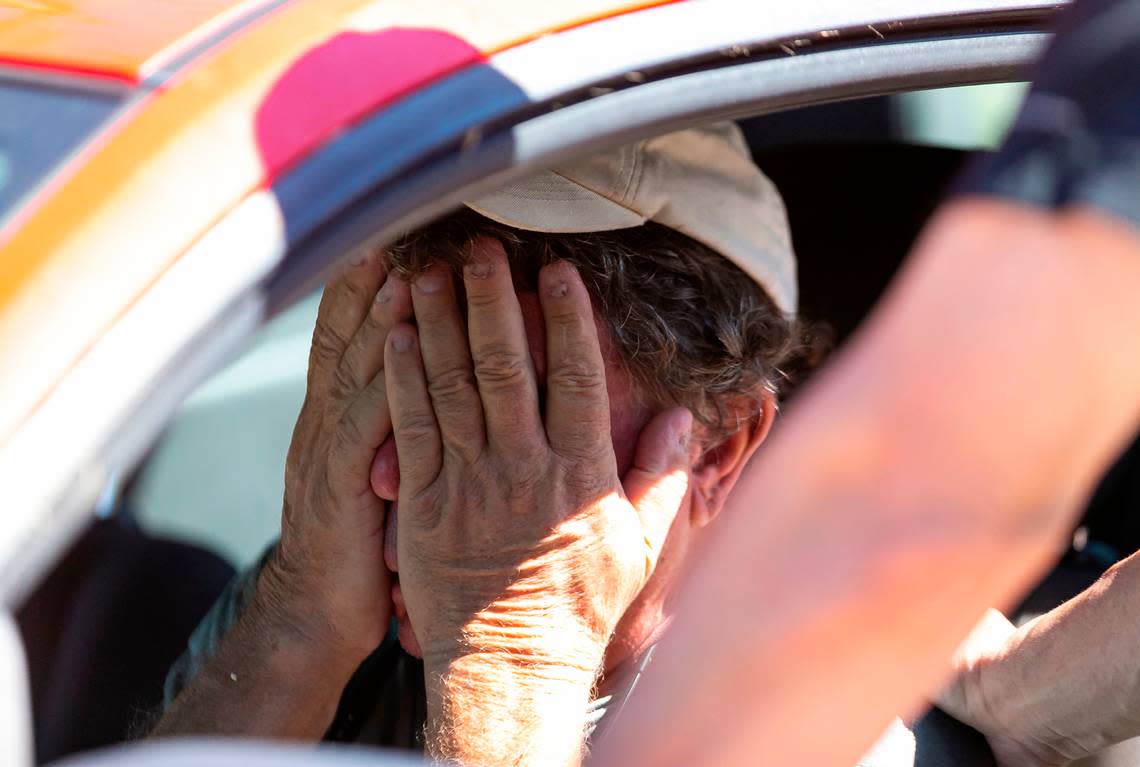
[385,237,692,766]
[154,251,412,740]
[263,249,412,667]
[937,610,1063,767]
[942,551,1140,767]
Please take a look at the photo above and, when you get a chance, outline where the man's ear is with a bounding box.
[690,390,777,528]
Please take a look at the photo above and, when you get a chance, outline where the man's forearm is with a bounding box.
[974,551,1140,761]
[425,652,601,767]
[152,572,362,740]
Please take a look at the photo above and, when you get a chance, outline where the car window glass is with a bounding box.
[894,81,1028,149]
[131,291,319,568]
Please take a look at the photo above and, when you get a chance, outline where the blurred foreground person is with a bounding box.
[153,125,815,765]
[594,1,1140,766]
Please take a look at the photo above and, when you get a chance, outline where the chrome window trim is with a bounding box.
[272,31,1046,306]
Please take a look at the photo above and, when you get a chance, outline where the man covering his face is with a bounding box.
[153,123,811,764]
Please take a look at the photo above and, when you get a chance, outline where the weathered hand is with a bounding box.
[384,237,691,764]
[261,249,412,666]
[941,554,1140,767]
[152,252,413,740]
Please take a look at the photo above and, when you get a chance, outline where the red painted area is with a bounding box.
[0,55,138,86]
[255,27,484,177]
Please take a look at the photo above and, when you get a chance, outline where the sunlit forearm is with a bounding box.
[426,651,601,767]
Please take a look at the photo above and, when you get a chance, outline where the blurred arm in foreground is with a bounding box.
[594,0,1140,765]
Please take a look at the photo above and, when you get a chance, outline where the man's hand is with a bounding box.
[155,249,411,739]
[941,552,1140,767]
[938,610,1062,767]
[940,610,1104,767]
[267,249,412,663]
[384,238,692,766]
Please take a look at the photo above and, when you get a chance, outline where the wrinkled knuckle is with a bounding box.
[549,361,605,395]
[488,396,540,437]
[328,364,359,401]
[546,307,582,329]
[335,407,369,450]
[474,347,530,389]
[338,278,370,308]
[310,321,349,364]
[309,336,341,370]
[556,430,612,465]
[465,286,503,310]
[426,364,476,402]
[440,435,484,467]
[396,412,438,444]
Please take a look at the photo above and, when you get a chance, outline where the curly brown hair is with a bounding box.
[384,208,822,444]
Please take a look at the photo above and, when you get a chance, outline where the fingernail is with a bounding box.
[349,250,369,267]
[676,410,693,448]
[392,330,414,352]
[465,257,493,279]
[375,279,394,304]
[415,271,446,294]
[541,261,574,297]
[465,237,501,279]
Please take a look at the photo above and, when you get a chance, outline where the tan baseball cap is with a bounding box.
[464,122,797,314]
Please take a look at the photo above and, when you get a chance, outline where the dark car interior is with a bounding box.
[16,95,1140,766]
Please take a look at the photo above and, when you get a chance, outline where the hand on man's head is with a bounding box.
[260,249,412,667]
[384,236,693,765]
